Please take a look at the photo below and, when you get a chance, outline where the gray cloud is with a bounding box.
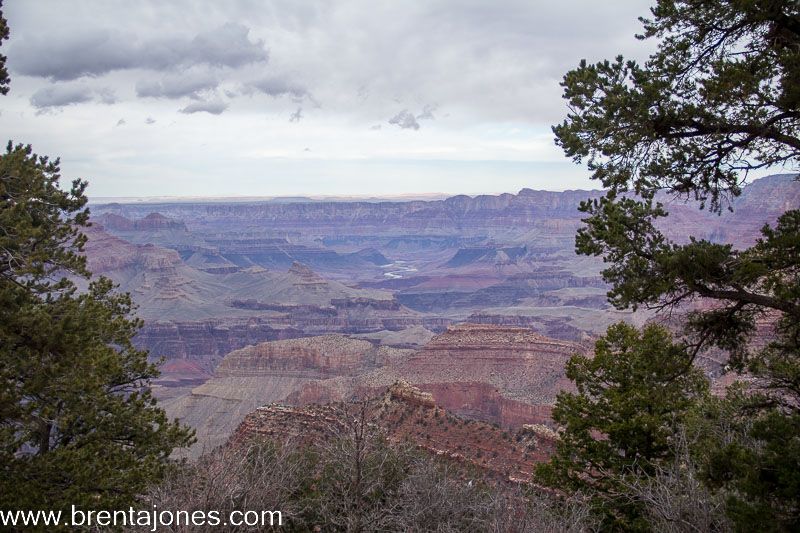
[11,23,267,81]
[30,85,92,109]
[5,1,650,126]
[416,104,436,121]
[0,0,657,197]
[96,87,118,104]
[289,107,302,122]
[190,22,267,68]
[116,118,126,126]
[248,77,308,99]
[388,109,420,130]
[145,117,156,124]
[29,83,116,110]
[136,71,218,99]
[179,100,228,115]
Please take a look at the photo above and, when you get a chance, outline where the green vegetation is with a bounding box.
[0,4,193,517]
[536,323,709,529]
[537,0,800,530]
[0,1,7,95]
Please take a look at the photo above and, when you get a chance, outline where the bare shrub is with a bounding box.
[143,401,602,531]
[619,431,732,533]
[140,440,313,531]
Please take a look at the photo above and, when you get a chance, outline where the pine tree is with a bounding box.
[552,0,800,527]
[535,323,709,530]
[0,0,8,95]
[0,5,193,515]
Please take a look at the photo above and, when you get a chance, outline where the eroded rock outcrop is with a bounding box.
[232,382,556,482]
[216,336,384,378]
[284,324,582,431]
[396,324,581,405]
[96,212,187,232]
[162,335,413,456]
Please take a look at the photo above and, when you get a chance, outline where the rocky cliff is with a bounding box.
[83,175,797,408]
[84,226,428,373]
[232,381,557,482]
[396,324,581,405]
[92,175,796,247]
[280,324,582,431]
[162,335,414,456]
[96,212,188,232]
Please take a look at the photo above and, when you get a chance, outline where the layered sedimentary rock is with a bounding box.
[93,188,602,237]
[137,310,446,373]
[162,336,413,456]
[215,335,393,378]
[284,324,582,430]
[82,175,796,395]
[232,381,557,482]
[84,224,184,274]
[414,382,554,428]
[285,380,554,429]
[164,325,579,455]
[708,174,800,247]
[83,226,427,372]
[95,212,188,232]
[93,176,795,254]
[396,324,581,405]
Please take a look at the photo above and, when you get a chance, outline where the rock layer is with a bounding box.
[232,381,557,482]
[284,324,581,430]
[162,335,413,456]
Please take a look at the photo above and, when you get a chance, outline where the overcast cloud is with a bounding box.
[179,99,228,115]
[0,0,662,197]
[136,71,219,100]
[11,22,267,81]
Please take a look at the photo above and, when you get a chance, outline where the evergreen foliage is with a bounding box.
[0,0,8,95]
[0,6,193,517]
[535,323,709,529]
[549,0,800,528]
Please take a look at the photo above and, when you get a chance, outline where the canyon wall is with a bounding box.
[232,381,557,482]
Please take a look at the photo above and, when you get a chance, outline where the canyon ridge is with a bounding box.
[85,174,798,456]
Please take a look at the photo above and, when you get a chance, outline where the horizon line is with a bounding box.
[86,172,793,205]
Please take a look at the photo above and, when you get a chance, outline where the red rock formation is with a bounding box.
[83,224,183,273]
[216,335,382,378]
[284,325,581,431]
[397,324,580,405]
[415,382,554,428]
[162,336,414,457]
[95,212,187,232]
[232,381,557,482]
[83,226,433,373]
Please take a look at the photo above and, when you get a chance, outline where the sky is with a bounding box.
[0,0,660,198]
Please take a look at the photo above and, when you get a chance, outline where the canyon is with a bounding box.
[232,381,557,483]
[162,324,576,455]
[82,174,799,459]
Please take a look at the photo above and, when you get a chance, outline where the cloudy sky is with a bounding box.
[1,0,656,198]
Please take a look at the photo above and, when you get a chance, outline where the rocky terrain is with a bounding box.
[284,324,581,426]
[170,324,581,455]
[87,174,797,382]
[160,335,414,455]
[232,381,558,482]
[79,174,798,458]
[83,224,429,376]
[390,324,582,405]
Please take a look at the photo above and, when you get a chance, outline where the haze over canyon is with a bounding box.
[83,173,798,456]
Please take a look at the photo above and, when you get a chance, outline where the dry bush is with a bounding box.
[142,401,601,531]
[619,432,732,533]
[138,440,313,531]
